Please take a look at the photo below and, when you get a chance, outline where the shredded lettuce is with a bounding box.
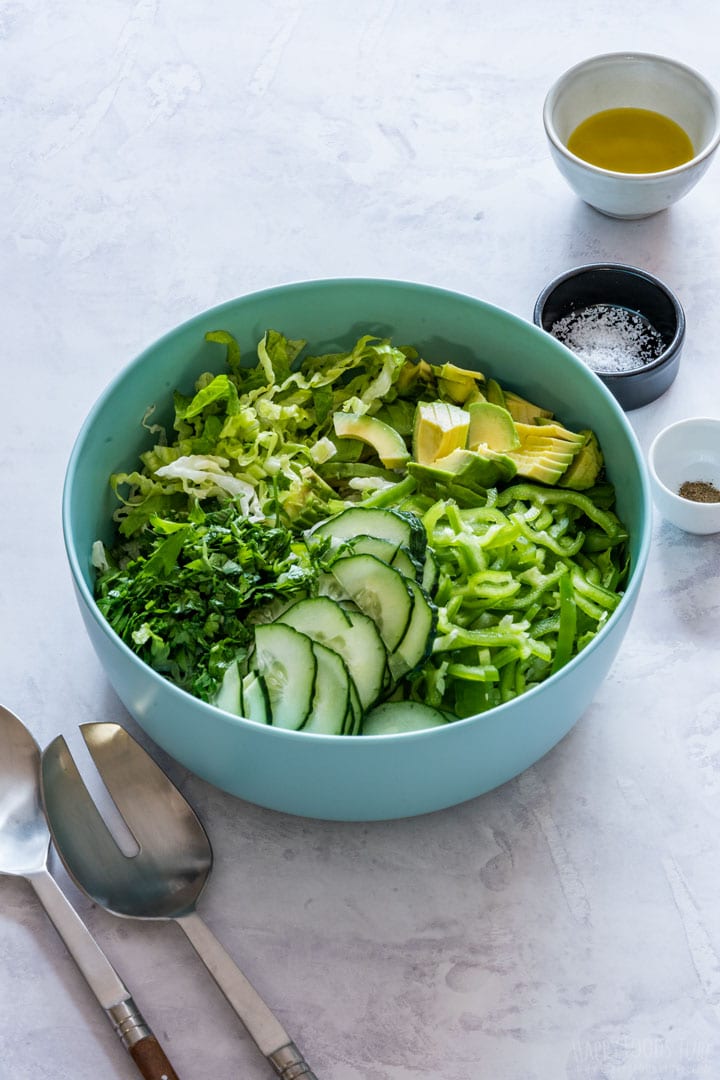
[112,330,414,537]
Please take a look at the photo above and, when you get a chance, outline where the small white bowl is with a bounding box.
[648,418,720,534]
[544,52,720,219]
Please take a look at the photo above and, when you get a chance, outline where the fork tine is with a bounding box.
[80,723,210,855]
[41,735,134,911]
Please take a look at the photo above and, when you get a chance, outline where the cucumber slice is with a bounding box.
[253,623,316,730]
[213,658,243,715]
[361,701,450,735]
[347,535,425,585]
[309,506,427,561]
[390,545,423,582]
[421,548,439,595]
[279,595,352,637]
[388,579,437,681]
[344,677,363,736]
[345,534,400,563]
[330,554,414,652]
[342,606,389,710]
[278,596,387,710]
[241,672,270,726]
[316,571,349,603]
[303,640,350,735]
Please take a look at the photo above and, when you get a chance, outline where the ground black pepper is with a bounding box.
[678,479,720,503]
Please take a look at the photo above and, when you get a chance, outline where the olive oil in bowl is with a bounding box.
[567,108,695,173]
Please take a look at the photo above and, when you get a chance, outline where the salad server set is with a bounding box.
[0,705,317,1080]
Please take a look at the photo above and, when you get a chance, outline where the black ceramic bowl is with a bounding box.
[533,263,685,410]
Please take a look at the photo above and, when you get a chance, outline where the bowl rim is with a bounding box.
[533,261,686,382]
[648,415,720,507]
[62,276,654,744]
[543,50,720,181]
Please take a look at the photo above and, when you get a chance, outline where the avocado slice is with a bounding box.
[508,451,576,485]
[463,387,487,406]
[505,418,584,484]
[329,436,364,462]
[409,447,516,492]
[517,438,584,457]
[412,401,470,465]
[333,412,410,469]
[558,431,604,490]
[395,357,435,396]
[467,401,521,452]
[514,421,585,448]
[503,390,554,424]
[485,378,506,408]
[436,363,485,405]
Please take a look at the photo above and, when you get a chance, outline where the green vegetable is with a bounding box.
[397,483,628,716]
[94,502,327,701]
[95,328,631,729]
[111,330,414,537]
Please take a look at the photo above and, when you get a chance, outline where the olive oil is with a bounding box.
[567,107,694,173]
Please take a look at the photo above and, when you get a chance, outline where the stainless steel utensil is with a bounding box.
[0,705,180,1080]
[41,721,318,1080]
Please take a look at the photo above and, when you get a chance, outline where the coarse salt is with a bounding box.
[550,304,665,374]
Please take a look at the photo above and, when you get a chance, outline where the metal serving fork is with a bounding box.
[40,722,318,1079]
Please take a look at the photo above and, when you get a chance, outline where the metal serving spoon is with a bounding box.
[0,705,180,1080]
[41,721,318,1080]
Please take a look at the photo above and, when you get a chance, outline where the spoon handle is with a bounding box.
[177,910,318,1078]
[29,869,181,1080]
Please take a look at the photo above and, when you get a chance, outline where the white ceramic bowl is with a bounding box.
[648,417,720,534]
[544,52,720,219]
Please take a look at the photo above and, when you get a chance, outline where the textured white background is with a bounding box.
[3,2,720,1078]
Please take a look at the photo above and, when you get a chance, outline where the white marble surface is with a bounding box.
[3,3,720,1078]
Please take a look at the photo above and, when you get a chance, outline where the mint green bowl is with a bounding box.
[63,279,651,821]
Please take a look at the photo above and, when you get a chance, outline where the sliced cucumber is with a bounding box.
[390,545,423,582]
[330,554,414,652]
[344,534,400,563]
[213,658,243,715]
[341,606,389,710]
[361,700,450,735]
[309,506,427,561]
[316,571,349,603]
[279,595,352,637]
[344,677,363,736]
[345,535,424,585]
[241,672,270,726]
[389,579,437,681]
[278,595,387,710]
[253,623,316,730]
[303,640,350,735]
[421,548,439,595]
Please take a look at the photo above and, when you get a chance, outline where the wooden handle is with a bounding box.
[107,999,181,1080]
[129,1035,181,1080]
